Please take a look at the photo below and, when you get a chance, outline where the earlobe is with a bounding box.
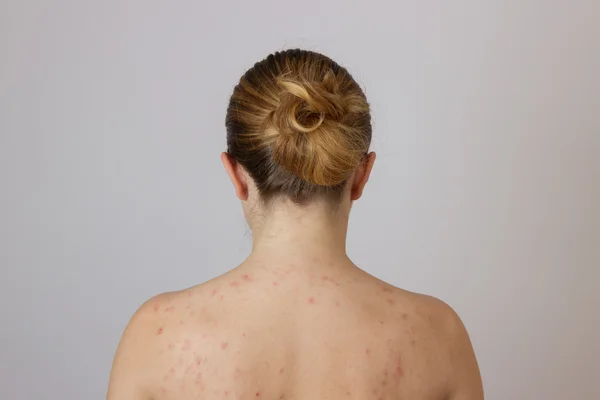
[350,152,376,201]
[221,152,249,201]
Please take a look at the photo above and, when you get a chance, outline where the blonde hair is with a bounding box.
[225,49,372,203]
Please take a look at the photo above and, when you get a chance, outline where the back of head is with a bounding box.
[226,49,372,204]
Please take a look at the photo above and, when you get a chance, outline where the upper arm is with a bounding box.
[443,305,484,400]
[106,296,165,400]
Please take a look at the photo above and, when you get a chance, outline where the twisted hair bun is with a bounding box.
[268,71,365,186]
[226,49,372,202]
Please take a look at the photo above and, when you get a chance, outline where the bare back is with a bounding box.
[107,261,483,400]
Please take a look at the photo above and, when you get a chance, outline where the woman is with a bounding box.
[107,49,484,400]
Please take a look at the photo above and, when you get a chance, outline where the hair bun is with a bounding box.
[226,49,372,202]
[268,74,362,186]
[275,72,343,134]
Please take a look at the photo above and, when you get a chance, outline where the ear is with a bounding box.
[221,152,249,201]
[350,152,376,201]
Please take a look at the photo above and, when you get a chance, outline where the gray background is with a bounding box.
[1,1,599,399]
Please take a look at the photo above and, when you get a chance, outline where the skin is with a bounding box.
[107,152,484,400]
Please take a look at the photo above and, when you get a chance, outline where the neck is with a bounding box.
[246,200,351,266]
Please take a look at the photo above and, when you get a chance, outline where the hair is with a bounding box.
[225,49,372,204]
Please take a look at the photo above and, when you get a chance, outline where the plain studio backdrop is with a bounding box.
[1,1,599,399]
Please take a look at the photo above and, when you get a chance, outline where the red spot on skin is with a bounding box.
[411,339,416,348]
[402,313,408,320]
[230,281,239,287]
[225,390,229,396]
[188,291,192,298]
[153,304,160,313]
[168,343,174,350]
[164,306,175,313]
[179,320,184,325]
[321,275,328,281]
[221,342,228,349]
[161,387,166,395]
[170,367,175,373]
[211,289,217,296]
[346,391,351,396]
[396,356,404,377]
[242,333,247,337]
[308,297,315,304]
[242,274,252,282]
[279,367,284,374]
[195,356,202,365]
[273,281,278,286]
[279,395,284,400]
[219,295,225,300]
[157,327,163,335]
[387,299,394,305]
[365,348,371,356]
[335,301,340,307]
[396,366,403,376]
[256,392,261,397]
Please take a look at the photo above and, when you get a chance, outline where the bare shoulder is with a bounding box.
[374,278,463,332]
[114,283,215,344]
[392,286,475,354]
[106,287,207,400]
[106,292,176,399]
[414,294,483,399]
[418,294,484,399]
[379,282,484,399]
[410,291,467,336]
